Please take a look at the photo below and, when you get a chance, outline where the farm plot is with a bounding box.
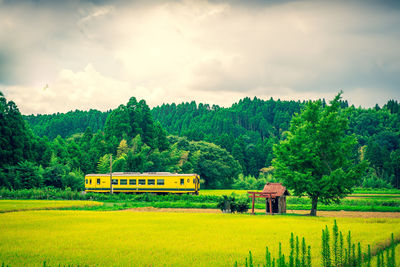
[200,189,248,196]
[1,210,399,266]
[202,189,400,212]
[0,200,102,212]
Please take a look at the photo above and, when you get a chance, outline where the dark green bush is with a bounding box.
[217,195,249,213]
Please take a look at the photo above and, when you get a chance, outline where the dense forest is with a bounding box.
[25,110,111,139]
[152,98,400,188]
[1,91,399,190]
[1,93,240,190]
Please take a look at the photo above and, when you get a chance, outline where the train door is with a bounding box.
[180,178,185,191]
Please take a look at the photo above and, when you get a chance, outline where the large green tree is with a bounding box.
[273,93,367,216]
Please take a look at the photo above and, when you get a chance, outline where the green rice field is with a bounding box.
[200,189,248,196]
[200,189,400,198]
[0,200,102,212]
[1,209,399,266]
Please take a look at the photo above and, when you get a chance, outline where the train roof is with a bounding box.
[85,172,198,177]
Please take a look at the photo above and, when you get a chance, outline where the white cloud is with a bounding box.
[1,0,399,114]
[3,64,133,114]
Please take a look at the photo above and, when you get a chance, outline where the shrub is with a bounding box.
[232,174,267,190]
[362,176,393,189]
[217,195,249,213]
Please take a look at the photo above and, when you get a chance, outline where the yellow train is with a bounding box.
[85,172,200,194]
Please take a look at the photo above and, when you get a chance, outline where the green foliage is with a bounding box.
[13,161,43,189]
[153,98,400,188]
[239,221,398,267]
[362,170,393,189]
[97,154,111,174]
[189,140,242,188]
[244,234,311,267]
[0,92,37,168]
[62,170,84,191]
[104,97,165,151]
[24,109,110,139]
[217,195,249,213]
[20,94,400,190]
[152,98,302,177]
[273,93,368,215]
[232,174,267,190]
[152,137,242,188]
[3,90,400,191]
[0,188,221,202]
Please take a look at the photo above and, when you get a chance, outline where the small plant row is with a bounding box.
[285,204,400,213]
[353,188,400,195]
[236,234,312,267]
[236,221,398,267]
[285,197,400,208]
[0,188,220,202]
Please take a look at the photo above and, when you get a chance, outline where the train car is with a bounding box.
[84,172,200,194]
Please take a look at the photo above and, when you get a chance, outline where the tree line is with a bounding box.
[2,91,399,191]
[1,93,240,190]
[152,97,399,189]
[25,109,110,139]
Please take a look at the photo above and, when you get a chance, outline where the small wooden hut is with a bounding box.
[263,183,290,214]
[248,183,290,215]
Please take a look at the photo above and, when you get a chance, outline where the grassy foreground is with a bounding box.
[0,210,399,266]
[0,200,102,212]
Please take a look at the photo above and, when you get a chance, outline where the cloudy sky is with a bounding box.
[1,0,399,114]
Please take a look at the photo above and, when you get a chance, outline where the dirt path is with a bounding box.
[121,207,400,218]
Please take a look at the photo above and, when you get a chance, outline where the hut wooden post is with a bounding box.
[282,196,286,213]
[251,192,255,215]
[277,197,281,214]
[268,196,273,215]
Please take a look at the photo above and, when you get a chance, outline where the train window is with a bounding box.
[97,179,100,185]
[129,179,136,185]
[120,179,127,185]
[180,179,184,185]
[112,179,118,185]
[148,179,155,185]
[139,179,146,185]
[157,179,164,185]
[85,179,88,184]
[90,179,92,184]
[193,179,195,184]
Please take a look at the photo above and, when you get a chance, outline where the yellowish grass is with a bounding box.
[0,210,399,266]
[0,200,102,212]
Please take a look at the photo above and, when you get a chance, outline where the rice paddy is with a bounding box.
[0,200,102,212]
[1,209,399,266]
[200,189,248,196]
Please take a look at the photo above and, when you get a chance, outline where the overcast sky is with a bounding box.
[1,0,399,114]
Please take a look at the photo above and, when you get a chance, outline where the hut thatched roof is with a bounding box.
[262,183,290,196]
